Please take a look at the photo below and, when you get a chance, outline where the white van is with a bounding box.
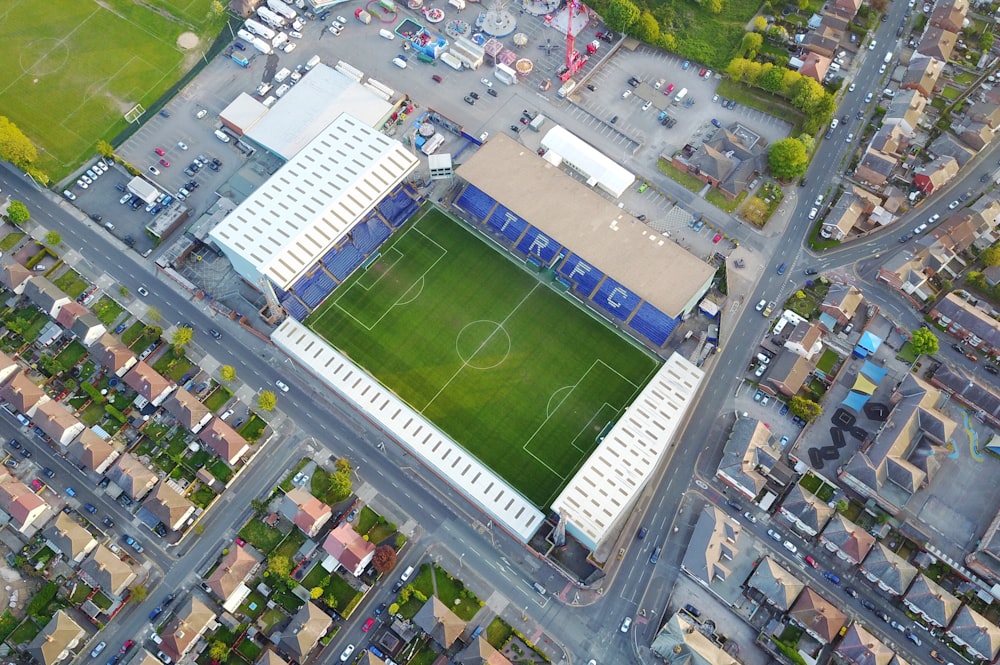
[400,566,414,582]
[275,83,290,98]
[379,28,395,40]
[262,96,277,108]
[392,56,407,69]
[214,130,231,143]
[305,55,321,71]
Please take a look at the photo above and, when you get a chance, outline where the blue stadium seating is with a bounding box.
[293,272,314,294]
[629,302,679,346]
[367,219,391,244]
[486,204,528,242]
[456,186,497,222]
[593,278,641,321]
[353,223,374,255]
[281,296,309,321]
[515,227,561,264]
[559,254,604,299]
[269,280,288,300]
[377,188,420,227]
[324,243,364,281]
[315,271,336,293]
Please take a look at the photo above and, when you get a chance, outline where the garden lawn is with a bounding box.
[657,158,704,192]
[0,232,25,251]
[238,519,284,553]
[93,296,125,326]
[326,574,361,613]
[486,616,512,649]
[203,385,232,413]
[7,618,41,645]
[53,269,89,299]
[238,414,267,442]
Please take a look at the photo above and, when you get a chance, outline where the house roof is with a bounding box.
[143,482,195,531]
[766,353,815,394]
[917,26,957,60]
[93,333,136,374]
[860,543,918,595]
[108,453,158,500]
[165,388,210,430]
[789,587,847,643]
[33,400,83,443]
[716,416,786,498]
[123,361,174,402]
[856,148,899,185]
[1,263,32,292]
[55,301,87,329]
[780,484,834,533]
[823,284,863,318]
[902,55,944,95]
[67,429,116,472]
[46,512,96,560]
[206,544,262,601]
[836,624,894,665]
[322,522,376,572]
[24,277,70,313]
[69,312,105,340]
[0,471,47,528]
[27,610,85,665]
[0,370,47,414]
[279,602,333,658]
[198,418,250,466]
[283,487,331,536]
[456,637,513,665]
[256,650,289,665]
[413,596,466,649]
[799,52,831,82]
[947,605,1000,660]
[904,574,961,626]
[81,545,136,596]
[159,596,216,661]
[681,505,742,586]
[927,135,974,167]
[821,514,875,563]
[745,557,804,611]
[823,193,866,237]
[650,612,740,665]
[933,294,1000,355]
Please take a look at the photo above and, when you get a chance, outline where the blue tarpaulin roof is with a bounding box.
[860,360,888,385]
[841,391,871,413]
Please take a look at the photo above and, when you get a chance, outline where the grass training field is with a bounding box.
[307,208,660,507]
[0,0,225,180]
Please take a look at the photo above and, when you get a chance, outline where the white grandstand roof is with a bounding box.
[551,353,704,552]
[209,113,418,290]
[272,319,544,542]
[540,125,635,198]
[246,64,394,160]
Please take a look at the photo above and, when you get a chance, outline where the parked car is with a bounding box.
[91,642,107,658]
[619,617,632,633]
[149,607,163,621]
[823,571,841,584]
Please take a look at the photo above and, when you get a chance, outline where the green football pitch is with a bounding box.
[0,0,225,180]
[307,207,661,507]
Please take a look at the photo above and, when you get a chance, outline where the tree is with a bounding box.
[220,365,237,382]
[335,457,352,473]
[43,230,61,246]
[981,245,1000,267]
[208,641,229,662]
[372,545,398,574]
[982,31,995,51]
[604,0,640,31]
[118,286,130,297]
[171,326,193,351]
[6,200,29,224]
[870,0,888,11]
[257,390,277,412]
[910,327,939,356]
[789,397,822,421]
[210,0,226,16]
[329,470,352,502]
[706,0,723,13]
[131,585,148,602]
[310,586,324,599]
[741,197,769,226]
[251,498,269,515]
[96,140,115,158]
[632,10,660,42]
[324,590,339,608]
[268,554,291,577]
[0,117,39,167]
[753,15,768,31]
[768,138,809,181]
[741,32,763,58]
[835,499,849,513]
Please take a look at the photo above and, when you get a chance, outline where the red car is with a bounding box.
[154,148,165,156]
[159,158,170,167]
[30,479,43,491]
[664,83,675,94]
[120,640,135,654]
[804,556,820,569]
[235,537,246,547]
[712,233,722,243]
[699,67,707,77]
[362,618,375,632]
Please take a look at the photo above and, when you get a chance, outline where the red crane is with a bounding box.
[565,0,577,70]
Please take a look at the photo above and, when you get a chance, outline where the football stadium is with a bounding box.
[305,206,661,507]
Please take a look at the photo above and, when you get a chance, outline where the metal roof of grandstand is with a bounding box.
[209,113,418,289]
[246,64,394,160]
[540,125,635,198]
[272,319,544,542]
[551,353,704,552]
[456,135,715,318]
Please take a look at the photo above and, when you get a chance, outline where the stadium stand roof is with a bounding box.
[551,353,704,553]
[271,319,544,542]
[539,125,635,198]
[219,93,269,135]
[246,64,395,160]
[209,114,418,290]
[456,135,714,319]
